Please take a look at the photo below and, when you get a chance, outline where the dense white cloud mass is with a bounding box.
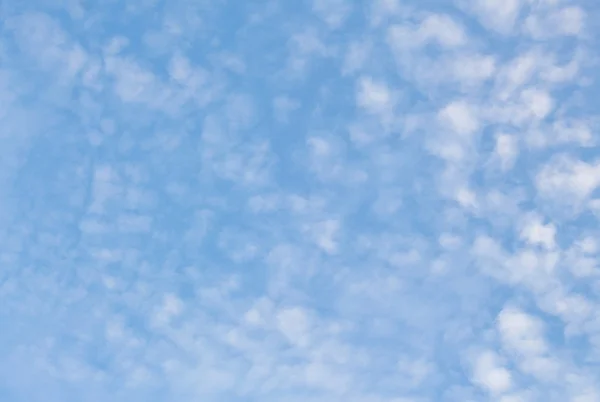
[0,0,599,401]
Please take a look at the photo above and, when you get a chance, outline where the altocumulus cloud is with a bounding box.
[1,0,600,401]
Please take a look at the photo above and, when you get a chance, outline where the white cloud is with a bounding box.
[356,77,398,129]
[388,13,467,50]
[357,77,394,115]
[397,357,434,389]
[456,187,478,210]
[494,133,519,171]
[536,156,600,209]
[451,53,497,86]
[520,88,554,120]
[493,51,540,101]
[519,214,556,250]
[313,0,352,29]
[276,306,312,347]
[310,219,340,254]
[439,233,463,250]
[471,350,514,394]
[438,101,479,136]
[286,28,330,76]
[8,13,90,79]
[342,40,371,76]
[464,0,523,34]
[524,6,585,39]
[418,14,468,48]
[497,307,560,381]
[369,0,402,26]
[152,294,184,327]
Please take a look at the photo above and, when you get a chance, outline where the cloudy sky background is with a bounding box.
[1,0,600,401]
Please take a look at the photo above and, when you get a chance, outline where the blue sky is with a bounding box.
[1,0,600,401]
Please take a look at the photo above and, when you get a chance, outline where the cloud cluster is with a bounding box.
[0,0,599,401]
